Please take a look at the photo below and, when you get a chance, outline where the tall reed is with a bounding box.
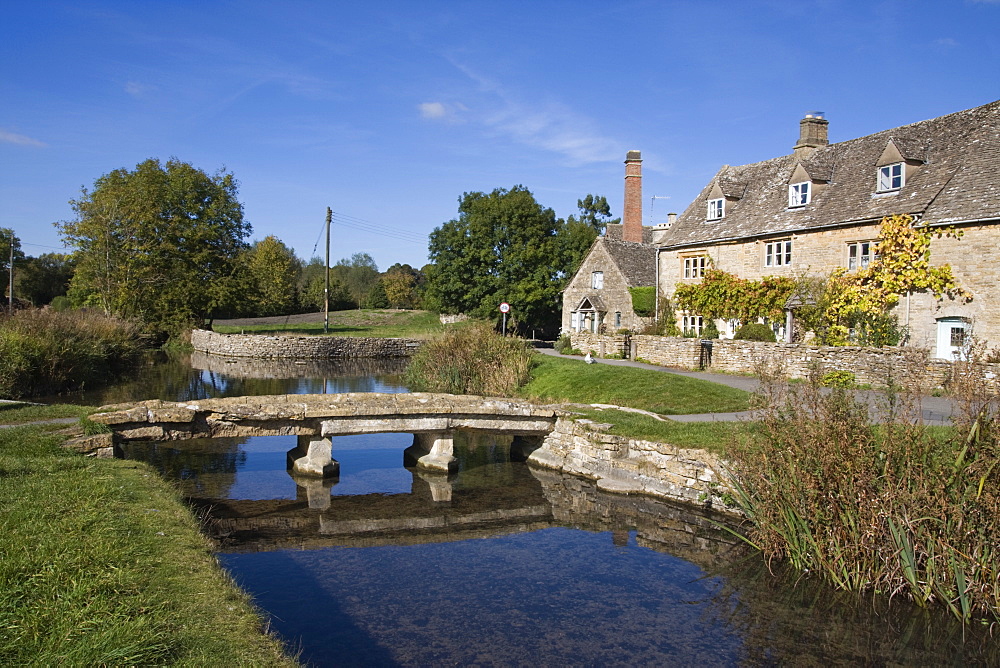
[404,321,532,396]
[0,309,149,398]
[729,348,1000,623]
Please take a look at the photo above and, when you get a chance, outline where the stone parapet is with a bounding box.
[191,328,421,359]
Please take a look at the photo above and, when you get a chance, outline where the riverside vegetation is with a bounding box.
[0,309,149,399]
[730,348,1000,624]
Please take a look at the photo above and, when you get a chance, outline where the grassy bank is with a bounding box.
[0,309,149,399]
[213,309,444,338]
[0,418,295,666]
[518,354,750,415]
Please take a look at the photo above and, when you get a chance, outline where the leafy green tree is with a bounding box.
[58,158,250,336]
[297,257,352,312]
[331,252,380,309]
[426,185,566,334]
[382,268,418,309]
[14,253,76,306]
[572,194,619,234]
[243,236,300,316]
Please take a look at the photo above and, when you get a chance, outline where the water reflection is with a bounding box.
[39,351,408,405]
[123,431,1000,666]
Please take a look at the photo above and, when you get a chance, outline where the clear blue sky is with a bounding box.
[3,0,998,271]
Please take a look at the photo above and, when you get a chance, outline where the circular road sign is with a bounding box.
[499,302,510,313]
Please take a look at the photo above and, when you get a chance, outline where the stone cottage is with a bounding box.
[561,151,667,334]
[655,99,1000,358]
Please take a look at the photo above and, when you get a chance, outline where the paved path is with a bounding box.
[535,347,960,425]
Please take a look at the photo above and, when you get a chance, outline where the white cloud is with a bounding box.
[124,80,150,97]
[933,37,959,47]
[419,101,447,119]
[0,130,46,147]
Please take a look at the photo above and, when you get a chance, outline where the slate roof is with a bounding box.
[600,237,657,287]
[659,99,1000,250]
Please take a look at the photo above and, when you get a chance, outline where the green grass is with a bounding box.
[213,309,445,338]
[564,406,745,454]
[0,425,295,666]
[518,354,750,415]
[0,402,95,425]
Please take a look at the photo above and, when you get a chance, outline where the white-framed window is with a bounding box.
[877,163,904,192]
[847,241,878,271]
[788,182,811,207]
[682,314,704,335]
[707,198,725,220]
[683,255,707,279]
[764,239,792,267]
[571,311,580,332]
[591,271,603,289]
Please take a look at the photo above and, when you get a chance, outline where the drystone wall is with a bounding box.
[191,329,421,359]
[529,416,735,515]
[570,332,996,389]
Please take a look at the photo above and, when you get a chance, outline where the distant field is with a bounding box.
[212,309,447,339]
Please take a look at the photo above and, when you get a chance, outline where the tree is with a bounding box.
[382,268,418,309]
[297,257,352,312]
[58,158,250,336]
[14,253,75,306]
[330,253,380,309]
[243,236,300,316]
[572,194,619,234]
[426,186,566,334]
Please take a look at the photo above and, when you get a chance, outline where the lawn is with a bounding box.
[212,309,445,339]
[0,417,295,666]
[0,402,94,425]
[518,353,751,415]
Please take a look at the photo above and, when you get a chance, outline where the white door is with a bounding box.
[935,317,969,360]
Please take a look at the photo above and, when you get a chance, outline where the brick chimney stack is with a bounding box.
[622,150,643,243]
[794,111,829,158]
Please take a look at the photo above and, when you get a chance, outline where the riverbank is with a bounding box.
[0,419,295,666]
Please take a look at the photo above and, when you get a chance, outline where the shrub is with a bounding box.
[405,321,532,396]
[819,369,855,388]
[0,309,149,399]
[553,334,572,354]
[702,320,720,339]
[734,322,776,342]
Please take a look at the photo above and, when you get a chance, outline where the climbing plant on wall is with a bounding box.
[673,269,795,323]
[822,214,972,345]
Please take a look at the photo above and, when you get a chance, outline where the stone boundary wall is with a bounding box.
[191,329,421,360]
[529,416,736,515]
[570,332,1000,389]
[188,350,409,379]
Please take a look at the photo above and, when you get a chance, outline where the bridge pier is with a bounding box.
[413,469,454,502]
[403,432,457,472]
[287,436,340,478]
[293,475,338,510]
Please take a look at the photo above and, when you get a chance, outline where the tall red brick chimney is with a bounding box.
[622,150,643,243]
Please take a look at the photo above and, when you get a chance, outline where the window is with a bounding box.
[847,241,878,270]
[683,255,707,279]
[764,239,792,267]
[682,314,703,335]
[591,271,603,289]
[707,198,725,220]
[614,312,621,328]
[878,163,904,191]
[788,182,810,207]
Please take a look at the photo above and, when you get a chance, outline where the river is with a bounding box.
[72,352,1000,666]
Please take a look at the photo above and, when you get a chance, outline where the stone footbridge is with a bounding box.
[89,393,562,476]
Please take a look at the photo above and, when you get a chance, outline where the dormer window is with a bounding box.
[877,163,904,192]
[707,198,725,220]
[788,182,811,207]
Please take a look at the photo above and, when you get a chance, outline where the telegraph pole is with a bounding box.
[6,231,13,316]
[324,207,331,334]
